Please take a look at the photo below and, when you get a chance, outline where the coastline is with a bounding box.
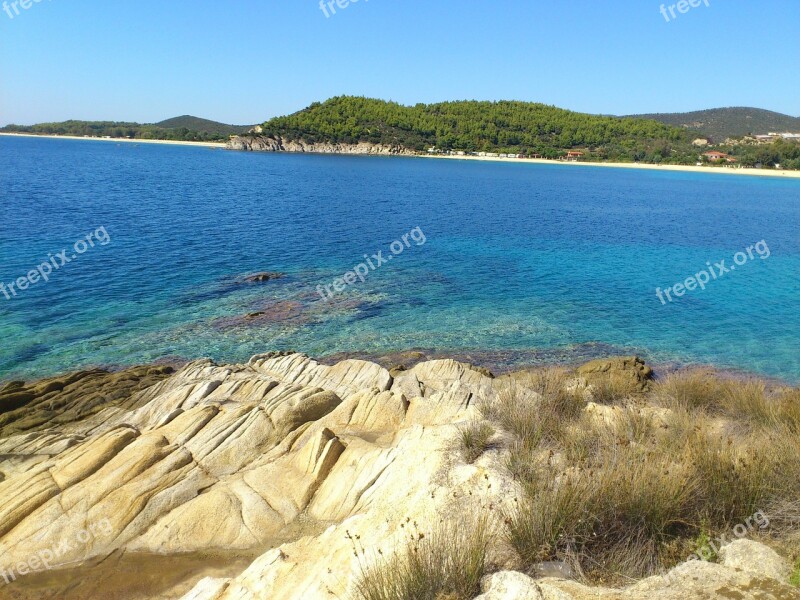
[419,152,800,179]
[4,349,794,388]
[0,132,226,148]
[5,132,799,179]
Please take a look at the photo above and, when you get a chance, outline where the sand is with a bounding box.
[420,153,800,179]
[0,132,226,148]
[3,132,799,178]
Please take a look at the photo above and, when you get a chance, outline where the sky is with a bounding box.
[1,0,798,126]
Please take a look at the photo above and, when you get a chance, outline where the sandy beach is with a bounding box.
[420,152,800,179]
[0,132,226,148]
[4,132,799,179]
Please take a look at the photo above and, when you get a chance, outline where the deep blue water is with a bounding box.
[1,136,799,382]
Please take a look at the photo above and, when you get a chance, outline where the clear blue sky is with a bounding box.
[1,0,798,126]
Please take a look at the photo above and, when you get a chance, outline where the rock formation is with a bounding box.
[227,135,417,155]
[0,354,796,599]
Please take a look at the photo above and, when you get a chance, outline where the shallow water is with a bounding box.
[1,137,798,382]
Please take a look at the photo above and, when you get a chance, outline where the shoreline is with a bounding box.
[419,152,800,179]
[3,349,795,388]
[4,132,799,178]
[0,132,226,148]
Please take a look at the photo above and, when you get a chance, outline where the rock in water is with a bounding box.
[241,272,285,283]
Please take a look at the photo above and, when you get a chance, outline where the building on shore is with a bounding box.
[703,151,738,165]
[563,151,584,162]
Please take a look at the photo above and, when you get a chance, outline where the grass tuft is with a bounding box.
[652,371,728,413]
[352,514,490,600]
[589,375,643,405]
[484,369,584,451]
[458,421,495,463]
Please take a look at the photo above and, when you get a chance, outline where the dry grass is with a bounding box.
[458,421,495,463]
[496,370,800,583]
[654,372,800,432]
[506,416,699,580]
[652,371,728,412]
[724,383,800,432]
[352,514,490,600]
[482,369,584,482]
[484,369,584,450]
[589,375,643,405]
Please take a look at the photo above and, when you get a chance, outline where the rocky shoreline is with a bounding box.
[226,135,416,155]
[224,134,800,179]
[1,353,798,599]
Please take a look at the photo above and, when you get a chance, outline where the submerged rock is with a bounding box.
[211,301,307,329]
[240,272,285,283]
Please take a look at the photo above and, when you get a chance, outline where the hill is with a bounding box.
[0,116,252,142]
[625,107,800,142]
[250,96,698,163]
[155,115,252,136]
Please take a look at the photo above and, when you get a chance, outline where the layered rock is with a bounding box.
[227,135,417,155]
[0,354,796,600]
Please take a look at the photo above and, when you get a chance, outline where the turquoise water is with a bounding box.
[1,136,798,382]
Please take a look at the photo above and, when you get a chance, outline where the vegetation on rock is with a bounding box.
[484,367,800,583]
[352,514,490,600]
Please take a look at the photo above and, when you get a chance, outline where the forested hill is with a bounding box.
[254,96,697,162]
[626,107,800,142]
[0,116,251,142]
[155,116,252,137]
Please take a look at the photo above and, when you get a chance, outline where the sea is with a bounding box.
[1,136,798,382]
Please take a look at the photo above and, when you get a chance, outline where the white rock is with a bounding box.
[719,538,791,582]
[475,571,545,599]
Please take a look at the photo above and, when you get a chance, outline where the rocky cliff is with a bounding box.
[0,353,797,599]
[226,135,417,155]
